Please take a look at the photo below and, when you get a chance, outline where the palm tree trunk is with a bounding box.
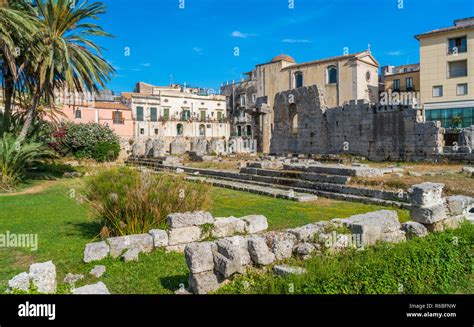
[18,91,40,141]
[3,72,14,133]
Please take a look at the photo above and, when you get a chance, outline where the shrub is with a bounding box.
[218,223,474,294]
[92,141,121,162]
[0,133,54,190]
[84,167,212,236]
[59,122,120,160]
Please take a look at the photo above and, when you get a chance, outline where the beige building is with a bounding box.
[122,83,229,149]
[381,64,420,105]
[416,17,474,128]
[222,51,380,153]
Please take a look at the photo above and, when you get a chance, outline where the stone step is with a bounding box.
[239,167,350,185]
[283,163,385,177]
[125,158,410,208]
[186,176,318,202]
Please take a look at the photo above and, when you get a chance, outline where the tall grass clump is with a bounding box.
[84,166,212,236]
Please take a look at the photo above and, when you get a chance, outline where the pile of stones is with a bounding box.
[83,211,269,263]
[7,261,110,294]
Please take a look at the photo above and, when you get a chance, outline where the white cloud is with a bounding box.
[231,31,256,38]
[387,50,403,56]
[193,47,203,55]
[281,39,312,43]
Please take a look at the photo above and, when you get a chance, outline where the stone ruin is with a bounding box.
[270,85,445,161]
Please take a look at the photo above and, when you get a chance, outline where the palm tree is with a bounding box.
[18,0,115,140]
[0,0,38,133]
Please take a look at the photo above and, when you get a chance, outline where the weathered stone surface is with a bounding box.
[409,182,444,206]
[212,217,246,238]
[184,242,215,274]
[148,229,169,248]
[247,235,276,265]
[213,238,249,277]
[379,230,406,243]
[73,282,110,295]
[293,242,316,256]
[170,139,186,155]
[152,139,166,157]
[90,265,106,278]
[287,223,324,242]
[410,203,447,224]
[122,248,140,262]
[426,215,466,232]
[174,287,192,295]
[273,265,307,276]
[167,211,214,228]
[188,271,223,294]
[265,232,297,261]
[165,244,188,252]
[8,272,30,292]
[107,234,153,258]
[83,241,109,263]
[168,226,202,246]
[340,210,401,246]
[445,196,474,216]
[402,221,428,239]
[29,261,57,294]
[241,215,268,234]
[63,273,84,286]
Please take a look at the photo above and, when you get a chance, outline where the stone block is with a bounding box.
[184,242,215,274]
[8,272,30,292]
[409,182,444,206]
[212,217,246,238]
[83,241,110,263]
[273,265,307,277]
[167,211,214,229]
[29,261,57,294]
[380,230,406,243]
[90,265,106,278]
[241,215,268,234]
[410,203,447,224]
[73,282,110,295]
[107,234,154,258]
[247,235,276,265]
[148,229,169,248]
[265,232,297,261]
[445,195,474,216]
[188,271,223,294]
[402,221,428,239]
[122,248,140,262]
[168,226,202,246]
[287,223,324,242]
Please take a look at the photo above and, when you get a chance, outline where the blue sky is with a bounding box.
[97,0,474,93]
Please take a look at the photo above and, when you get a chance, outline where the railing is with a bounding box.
[448,46,467,54]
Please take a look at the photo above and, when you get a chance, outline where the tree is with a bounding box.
[16,0,115,140]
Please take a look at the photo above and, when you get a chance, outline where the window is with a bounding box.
[294,71,303,88]
[136,106,144,121]
[177,123,183,136]
[327,66,337,84]
[365,71,371,82]
[217,111,223,121]
[252,94,257,102]
[74,109,81,119]
[150,107,157,122]
[163,108,170,120]
[182,109,190,121]
[112,111,122,124]
[199,124,206,136]
[246,125,252,137]
[457,83,468,96]
[393,79,400,91]
[433,85,443,97]
[425,107,474,128]
[154,128,159,135]
[291,114,298,134]
[140,128,144,135]
[237,126,242,137]
[200,110,206,121]
[448,36,467,54]
[406,78,413,90]
[240,94,246,106]
[448,60,468,78]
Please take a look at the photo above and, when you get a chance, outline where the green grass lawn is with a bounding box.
[0,178,410,294]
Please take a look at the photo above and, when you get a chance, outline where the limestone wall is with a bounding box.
[270,85,445,161]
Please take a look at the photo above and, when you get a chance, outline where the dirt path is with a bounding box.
[0,180,59,197]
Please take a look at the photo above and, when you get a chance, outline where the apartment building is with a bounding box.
[416,17,474,128]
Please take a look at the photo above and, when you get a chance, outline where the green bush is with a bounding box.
[84,167,212,236]
[92,142,121,162]
[0,133,54,190]
[60,122,120,161]
[218,223,474,294]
